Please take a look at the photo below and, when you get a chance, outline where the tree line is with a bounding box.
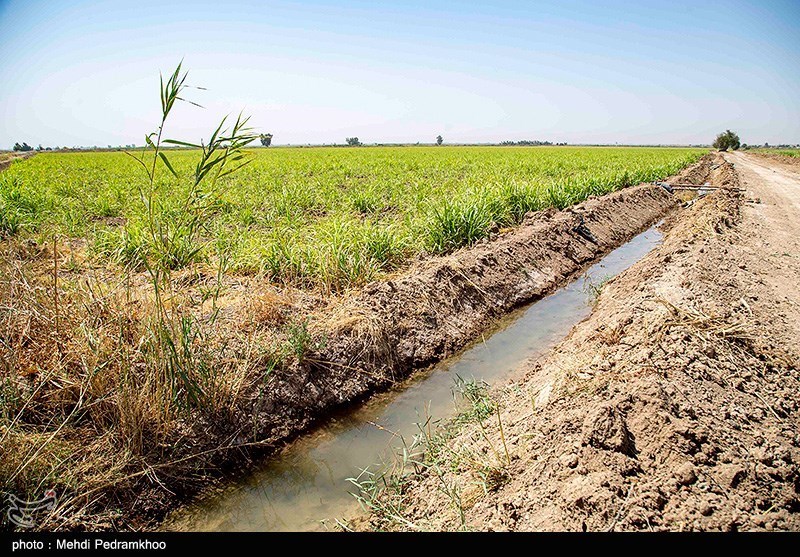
[15,131,777,151]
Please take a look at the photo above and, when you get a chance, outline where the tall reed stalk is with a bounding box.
[125,61,257,411]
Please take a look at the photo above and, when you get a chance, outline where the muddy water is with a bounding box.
[166,226,663,532]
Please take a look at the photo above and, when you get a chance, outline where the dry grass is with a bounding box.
[243,288,293,328]
[0,235,277,530]
[659,298,755,343]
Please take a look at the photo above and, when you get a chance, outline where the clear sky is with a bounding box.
[0,0,798,148]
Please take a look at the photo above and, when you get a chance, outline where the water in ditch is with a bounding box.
[165,225,663,531]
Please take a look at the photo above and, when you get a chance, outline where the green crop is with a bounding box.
[0,146,704,291]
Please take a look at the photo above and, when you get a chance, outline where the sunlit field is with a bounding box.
[1,146,704,291]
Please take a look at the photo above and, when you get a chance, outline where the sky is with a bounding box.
[0,0,798,148]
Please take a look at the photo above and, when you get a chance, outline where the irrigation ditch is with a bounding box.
[158,154,720,530]
[1,152,727,531]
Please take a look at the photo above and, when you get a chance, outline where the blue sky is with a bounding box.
[0,0,798,147]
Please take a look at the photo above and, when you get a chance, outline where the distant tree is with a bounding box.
[346,137,361,146]
[712,130,741,151]
[499,139,553,146]
[259,133,273,147]
[436,135,443,146]
[13,142,33,152]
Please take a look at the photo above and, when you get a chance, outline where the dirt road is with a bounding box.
[357,153,800,531]
[0,151,34,171]
[725,152,800,364]
[728,150,800,257]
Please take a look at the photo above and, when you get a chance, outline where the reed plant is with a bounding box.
[122,62,257,412]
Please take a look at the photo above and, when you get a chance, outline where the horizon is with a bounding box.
[1,0,798,149]
[7,141,774,151]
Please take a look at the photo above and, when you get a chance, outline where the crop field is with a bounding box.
[1,146,704,291]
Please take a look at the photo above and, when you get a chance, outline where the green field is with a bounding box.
[0,146,704,290]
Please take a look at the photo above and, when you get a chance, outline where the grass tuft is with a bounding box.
[426,197,493,253]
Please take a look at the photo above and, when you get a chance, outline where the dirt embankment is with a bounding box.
[357,153,800,531]
[749,151,800,171]
[241,182,682,449]
[0,152,35,172]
